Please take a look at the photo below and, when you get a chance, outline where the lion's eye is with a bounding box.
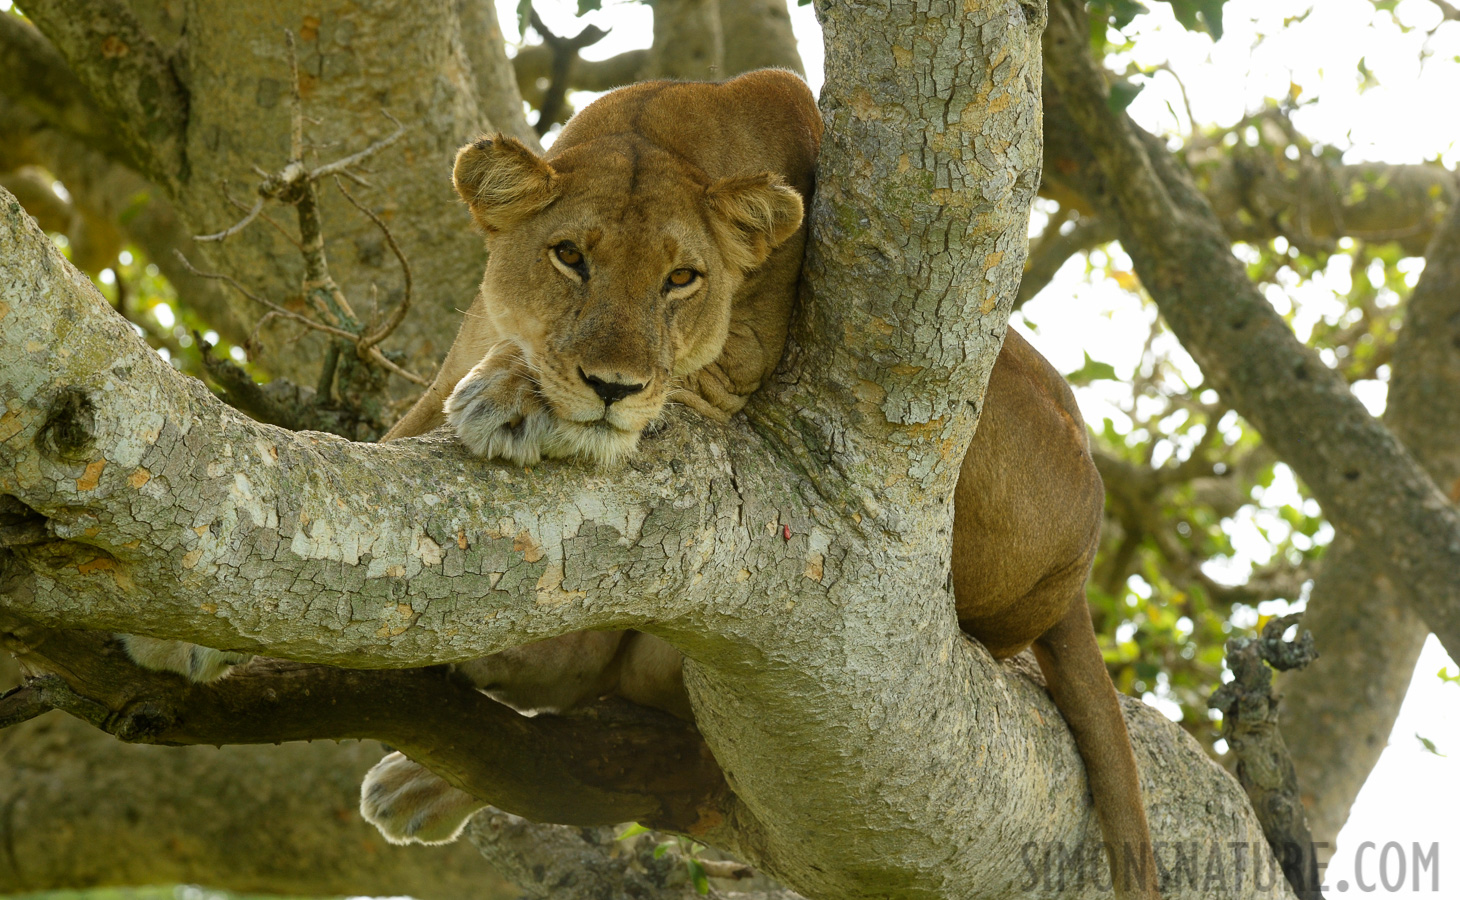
[666,268,699,289]
[553,243,586,275]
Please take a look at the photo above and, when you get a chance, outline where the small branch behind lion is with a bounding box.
[1209,614,1325,900]
[334,175,413,353]
[527,6,609,136]
[180,29,423,393]
[173,250,428,388]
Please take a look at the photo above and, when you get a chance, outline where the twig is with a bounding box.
[221,179,303,249]
[173,250,361,343]
[334,176,413,353]
[194,195,265,242]
[311,111,405,181]
[1210,614,1325,900]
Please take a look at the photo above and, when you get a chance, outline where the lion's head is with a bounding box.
[446,133,804,464]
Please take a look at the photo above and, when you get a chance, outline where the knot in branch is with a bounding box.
[38,387,97,461]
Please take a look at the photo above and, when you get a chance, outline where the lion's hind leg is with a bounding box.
[360,751,487,845]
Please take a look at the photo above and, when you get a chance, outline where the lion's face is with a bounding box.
[450,136,803,462]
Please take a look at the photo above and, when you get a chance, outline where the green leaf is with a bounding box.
[687,858,711,894]
[1107,79,1145,113]
[577,0,603,14]
[617,823,651,840]
[1198,0,1225,39]
[654,840,675,859]
[1416,733,1446,757]
[1066,352,1120,386]
[516,0,533,33]
[1439,666,1459,685]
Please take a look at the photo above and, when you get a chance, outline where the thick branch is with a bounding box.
[1040,83,1455,256]
[17,0,189,190]
[1,621,728,832]
[0,13,126,167]
[1043,0,1460,665]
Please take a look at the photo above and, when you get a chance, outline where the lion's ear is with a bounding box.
[453,135,559,234]
[705,173,804,271]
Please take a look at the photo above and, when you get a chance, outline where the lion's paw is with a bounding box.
[360,751,486,845]
[444,346,556,465]
[119,635,250,683]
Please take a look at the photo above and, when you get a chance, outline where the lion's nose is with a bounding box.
[579,368,647,406]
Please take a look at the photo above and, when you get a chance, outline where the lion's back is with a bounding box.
[548,69,821,197]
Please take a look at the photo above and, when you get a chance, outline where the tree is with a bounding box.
[2,1,1457,898]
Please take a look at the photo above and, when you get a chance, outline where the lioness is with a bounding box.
[129,69,1160,898]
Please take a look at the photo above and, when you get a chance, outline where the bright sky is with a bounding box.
[499,1,1460,892]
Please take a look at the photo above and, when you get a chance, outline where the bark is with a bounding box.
[1042,0,1460,668]
[0,1,1295,895]
[14,0,520,392]
[1280,188,1460,846]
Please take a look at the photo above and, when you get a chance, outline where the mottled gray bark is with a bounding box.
[0,2,1294,896]
[1280,191,1460,846]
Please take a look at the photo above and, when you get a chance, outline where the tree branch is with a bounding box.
[0,620,729,833]
[0,701,517,898]
[1039,79,1456,256]
[17,0,190,191]
[526,9,609,136]
[1043,0,1460,666]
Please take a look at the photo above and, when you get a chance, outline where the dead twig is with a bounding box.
[1209,614,1324,900]
[181,28,427,408]
[334,176,413,353]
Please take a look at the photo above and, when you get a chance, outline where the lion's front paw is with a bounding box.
[119,635,250,683]
[444,345,555,465]
[360,751,487,845]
